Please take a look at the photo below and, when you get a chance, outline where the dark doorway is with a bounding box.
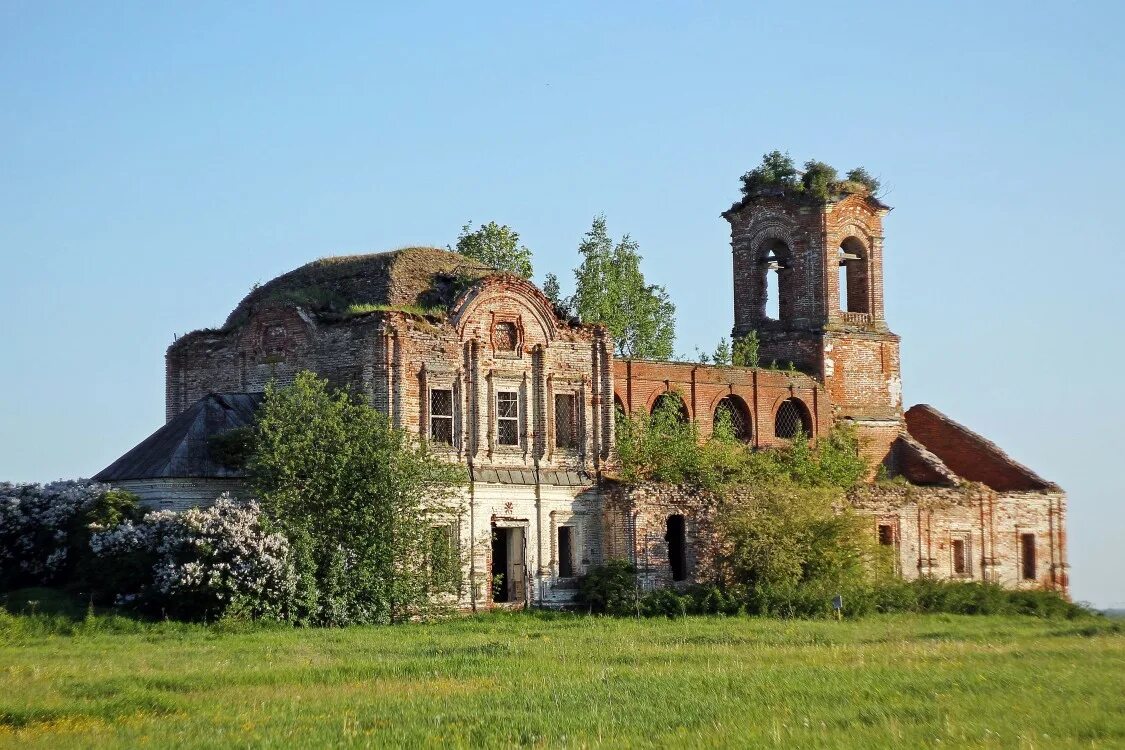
[490,525,526,604]
[558,526,575,578]
[1021,533,1037,580]
[666,514,687,582]
[491,528,510,602]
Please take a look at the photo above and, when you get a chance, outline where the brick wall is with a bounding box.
[852,483,1068,593]
[602,479,1067,595]
[612,359,832,448]
[723,192,904,468]
[904,405,1056,492]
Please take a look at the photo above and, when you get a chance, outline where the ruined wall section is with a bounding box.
[603,479,1068,596]
[904,404,1057,492]
[852,483,1068,594]
[613,359,831,449]
[165,305,383,422]
[725,193,902,467]
[601,481,721,591]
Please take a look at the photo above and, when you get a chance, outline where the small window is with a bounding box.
[878,524,894,546]
[493,321,518,352]
[774,398,811,439]
[714,396,752,442]
[651,392,689,423]
[557,526,575,578]
[1021,533,1037,580]
[262,324,288,354]
[430,389,454,445]
[497,391,519,446]
[555,393,578,449]
[666,514,687,582]
[952,538,968,575]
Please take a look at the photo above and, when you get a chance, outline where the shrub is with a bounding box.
[718,480,874,595]
[801,160,839,201]
[577,559,640,615]
[740,150,799,195]
[208,427,257,470]
[845,167,881,194]
[0,481,142,590]
[577,564,1087,621]
[89,496,300,622]
[739,151,880,201]
[249,372,466,626]
[615,405,866,494]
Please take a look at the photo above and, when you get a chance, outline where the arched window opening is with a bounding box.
[666,514,688,582]
[713,396,752,442]
[774,397,812,440]
[761,239,792,321]
[613,393,626,418]
[651,392,690,424]
[838,237,871,314]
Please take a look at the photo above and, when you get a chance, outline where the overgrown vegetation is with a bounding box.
[250,371,466,625]
[701,332,761,367]
[2,373,466,626]
[577,561,1091,621]
[740,150,881,201]
[613,400,896,614]
[614,395,867,492]
[451,220,534,279]
[0,482,143,591]
[344,302,446,318]
[551,215,676,360]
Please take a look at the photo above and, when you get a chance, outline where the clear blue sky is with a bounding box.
[2,2,1122,607]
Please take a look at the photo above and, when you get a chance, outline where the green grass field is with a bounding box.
[1,600,1122,748]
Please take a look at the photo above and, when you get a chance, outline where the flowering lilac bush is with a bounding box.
[90,495,302,621]
[0,480,139,589]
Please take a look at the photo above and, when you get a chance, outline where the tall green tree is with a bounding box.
[452,221,534,279]
[541,272,568,315]
[249,372,465,625]
[571,215,676,359]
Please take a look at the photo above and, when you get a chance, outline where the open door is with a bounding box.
[508,526,527,605]
[490,525,528,606]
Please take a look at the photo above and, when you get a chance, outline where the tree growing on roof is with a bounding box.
[570,215,676,360]
[452,221,534,279]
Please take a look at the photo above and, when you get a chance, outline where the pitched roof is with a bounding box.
[904,404,1059,492]
[94,393,262,482]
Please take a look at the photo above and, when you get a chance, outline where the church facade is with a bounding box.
[96,189,1069,607]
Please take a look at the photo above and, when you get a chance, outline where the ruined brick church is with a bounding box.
[96,187,1069,607]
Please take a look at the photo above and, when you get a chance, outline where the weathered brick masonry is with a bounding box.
[97,183,1069,605]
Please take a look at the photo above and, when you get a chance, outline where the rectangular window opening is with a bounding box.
[666,514,687,582]
[1021,533,1037,580]
[952,538,967,576]
[497,391,519,446]
[878,524,894,546]
[430,389,454,445]
[554,393,578,449]
[557,526,575,578]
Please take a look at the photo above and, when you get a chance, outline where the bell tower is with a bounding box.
[724,189,902,459]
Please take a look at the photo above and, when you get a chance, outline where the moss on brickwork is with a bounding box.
[222,247,495,330]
